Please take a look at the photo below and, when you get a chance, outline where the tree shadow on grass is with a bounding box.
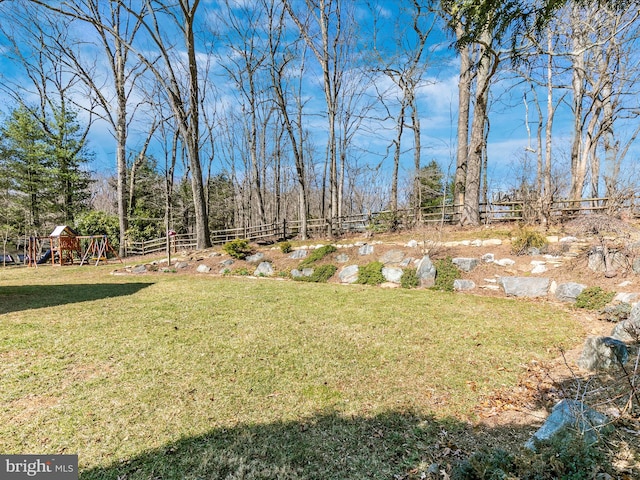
[79,410,532,480]
[0,283,154,315]
[79,366,640,480]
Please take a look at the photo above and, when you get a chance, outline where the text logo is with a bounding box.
[0,455,78,479]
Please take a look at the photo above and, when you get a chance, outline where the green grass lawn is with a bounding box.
[0,265,582,479]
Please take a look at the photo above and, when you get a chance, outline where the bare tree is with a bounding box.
[563,4,640,204]
[453,22,471,221]
[26,0,148,256]
[283,0,351,236]
[264,0,310,238]
[218,0,270,228]
[460,30,500,226]
[440,2,500,227]
[114,0,211,248]
[371,1,435,217]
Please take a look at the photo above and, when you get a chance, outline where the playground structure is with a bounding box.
[27,226,122,267]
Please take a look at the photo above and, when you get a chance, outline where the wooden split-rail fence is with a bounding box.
[124,196,640,257]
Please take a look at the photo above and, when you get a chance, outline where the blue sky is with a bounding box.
[1,0,638,204]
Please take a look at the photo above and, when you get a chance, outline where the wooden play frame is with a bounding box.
[27,231,122,267]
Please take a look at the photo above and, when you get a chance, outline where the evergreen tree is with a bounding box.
[0,105,92,230]
[0,107,54,229]
[126,155,164,241]
[416,160,447,210]
[208,173,235,232]
[46,105,92,224]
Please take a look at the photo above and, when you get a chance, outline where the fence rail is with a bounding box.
[124,195,640,256]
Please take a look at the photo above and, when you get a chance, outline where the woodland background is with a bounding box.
[1,0,640,255]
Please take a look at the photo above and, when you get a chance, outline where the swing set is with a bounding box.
[26,226,122,267]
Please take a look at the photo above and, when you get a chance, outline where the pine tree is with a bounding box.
[46,105,92,224]
[0,107,54,229]
[0,105,92,230]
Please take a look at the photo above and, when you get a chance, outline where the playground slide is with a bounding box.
[37,249,52,264]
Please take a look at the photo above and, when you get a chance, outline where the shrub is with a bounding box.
[231,267,250,276]
[453,429,610,480]
[75,211,120,250]
[452,448,515,479]
[518,428,609,480]
[357,261,385,286]
[223,239,252,259]
[279,241,292,254]
[599,302,631,322]
[432,257,461,292]
[400,268,419,289]
[299,245,337,268]
[511,226,547,255]
[294,264,337,283]
[367,211,399,233]
[575,286,616,310]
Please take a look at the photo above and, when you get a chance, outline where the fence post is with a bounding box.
[282,219,287,240]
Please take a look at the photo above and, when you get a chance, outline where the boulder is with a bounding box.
[578,336,629,370]
[175,261,189,269]
[416,255,436,287]
[382,266,403,283]
[633,258,640,275]
[254,262,274,276]
[612,251,628,270]
[481,239,502,247]
[499,276,550,297]
[290,268,313,278]
[525,400,610,450]
[196,264,211,273]
[246,252,265,263]
[335,253,350,263]
[559,236,578,243]
[131,265,148,274]
[289,249,308,260]
[380,249,405,265]
[339,265,359,284]
[406,240,419,248]
[358,244,374,255]
[613,292,639,304]
[482,253,495,263]
[452,257,479,272]
[554,282,587,302]
[530,263,547,274]
[454,279,476,291]
[494,258,515,267]
[611,319,640,343]
[399,258,413,267]
[220,259,234,267]
[588,248,627,273]
[611,302,640,343]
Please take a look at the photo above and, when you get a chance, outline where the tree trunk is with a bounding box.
[454,23,471,220]
[183,0,211,249]
[461,34,496,226]
[391,100,406,214]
